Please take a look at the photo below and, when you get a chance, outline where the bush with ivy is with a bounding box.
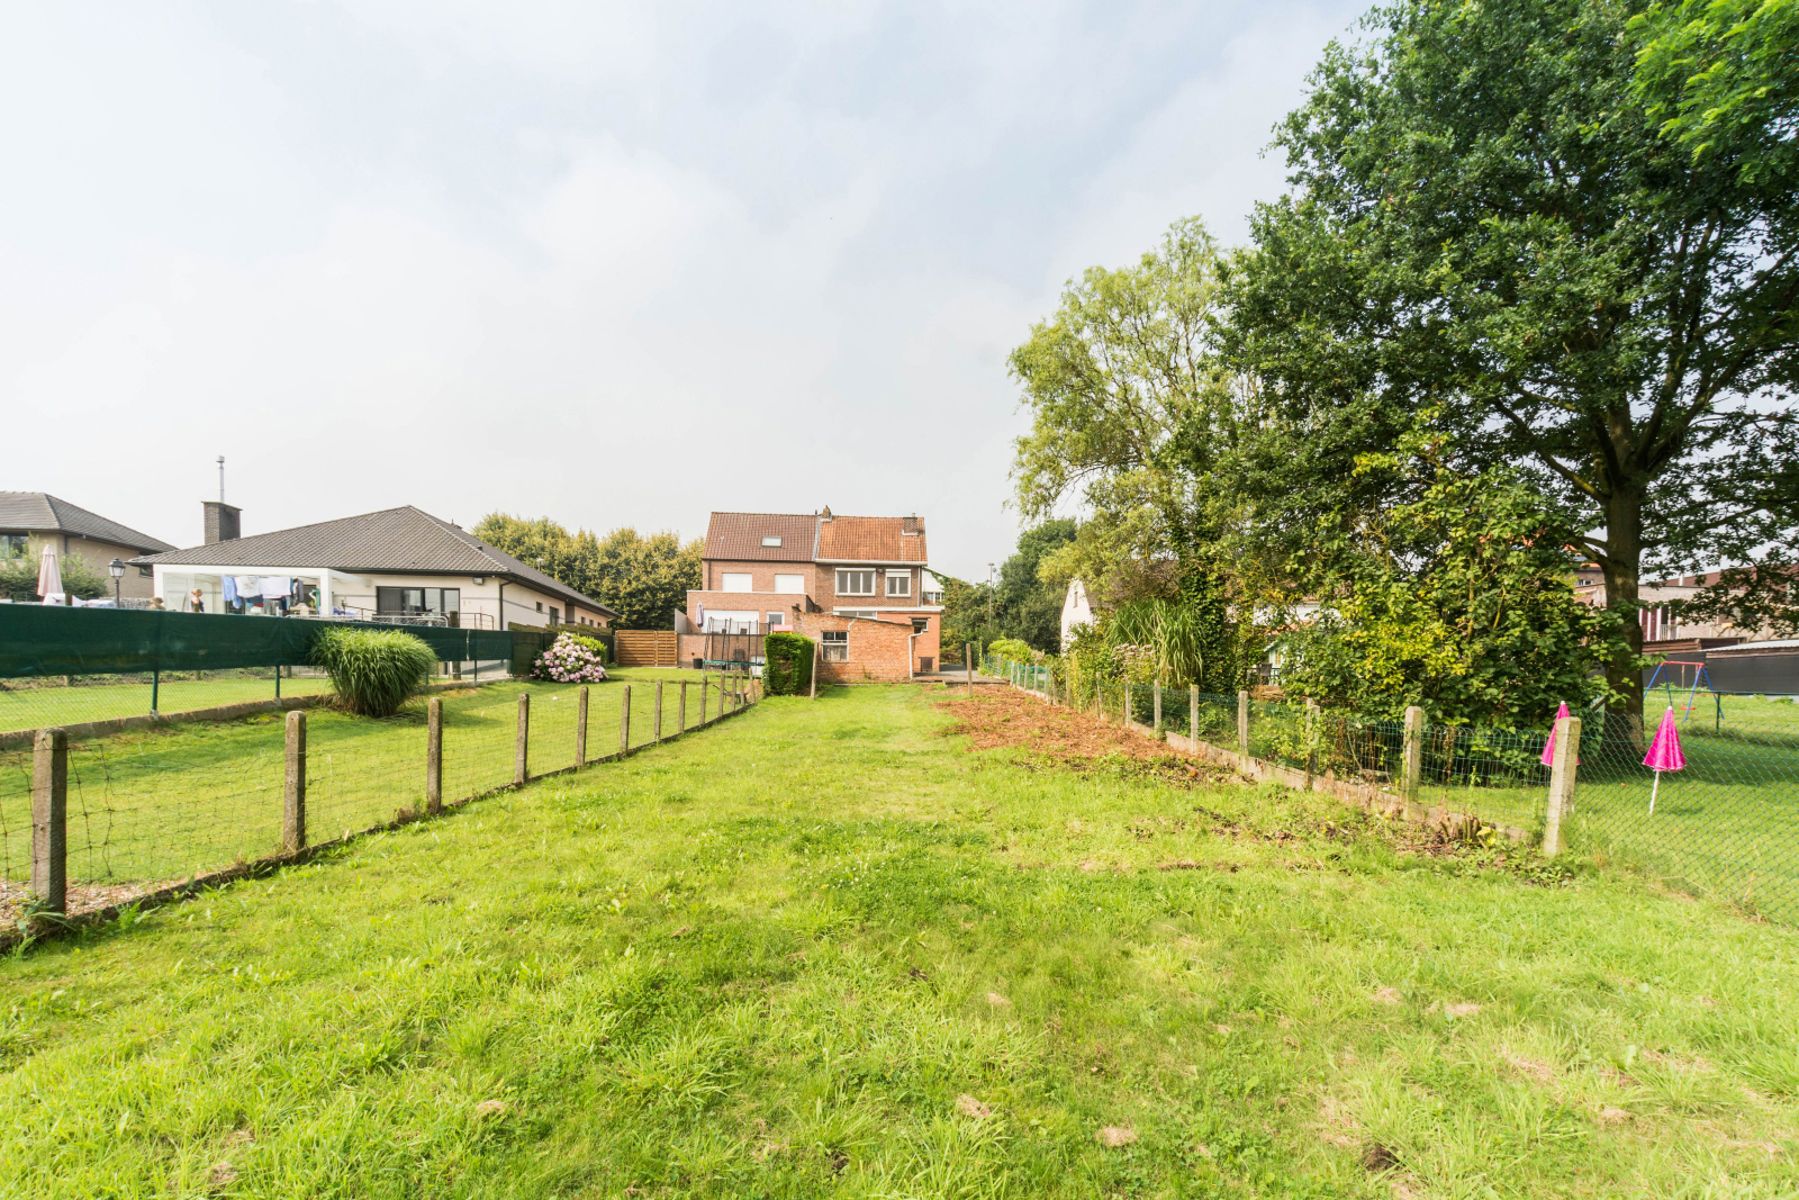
[554,628,609,664]
[313,627,437,717]
[763,632,814,696]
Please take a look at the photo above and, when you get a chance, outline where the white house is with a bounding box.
[1060,577,1094,650]
[134,503,617,629]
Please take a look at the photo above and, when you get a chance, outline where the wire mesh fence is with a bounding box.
[978,650,1799,926]
[1,669,760,934]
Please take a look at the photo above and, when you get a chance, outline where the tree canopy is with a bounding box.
[472,514,701,630]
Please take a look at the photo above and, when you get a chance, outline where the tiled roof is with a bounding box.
[702,512,822,561]
[135,505,617,616]
[817,514,927,563]
[0,492,174,553]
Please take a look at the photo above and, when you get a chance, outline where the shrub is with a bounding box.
[556,629,609,663]
[763,632,814,696]
[534,633,609,683]
[987,637,1036,664]
[312,627,436,717]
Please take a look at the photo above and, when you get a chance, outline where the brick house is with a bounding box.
[678,508,942,680]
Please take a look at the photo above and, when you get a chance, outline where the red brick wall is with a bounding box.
[792,611,915,683]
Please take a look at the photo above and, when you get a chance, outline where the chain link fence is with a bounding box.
[980,647,1799,925]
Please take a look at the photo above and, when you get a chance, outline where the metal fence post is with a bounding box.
[30,729,67,913]
[283,711,306,853]
[1402,705,1424,803]
[1190,685,1200,745]
[576,685,589,765]
[654,681,664,740]
[619,684,632,752]
[426,698,443,815]
[1122,682,1131,727]
[150,667,160,715]
[1543,715,1580,857]
[1153,682,1163,732]
[1237,690,1250,768]
[1304,697,1319,786]
[965,643,974,695]
[515,692,530,785]
[275,663,282,700]
[678,681,688,733]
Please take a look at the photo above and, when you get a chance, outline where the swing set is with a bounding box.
[1642,659,1723,732]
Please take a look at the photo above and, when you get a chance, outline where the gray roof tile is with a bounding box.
[0,492,175,553]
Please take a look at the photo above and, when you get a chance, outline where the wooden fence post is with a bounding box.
[1543,715,1580,857]
[426,698,443,815]
[678,681,688,733]
[1153,682,1162,732]
[701,674,711,723]
[619,684,632,752]
[575,686,590,765]
[1236,690,1250,769]
[30,728,67,913]
[654,681,664,740]
[1122,682,1131,727]
[1189,684,1199,745]
[283,710,306,853]
[808,644,818,698]
[1303,698,1319,788]
[1401,705,1424,803]
[515,692,530,785]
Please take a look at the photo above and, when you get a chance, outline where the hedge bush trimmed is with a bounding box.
[313,627,436,717]
[764,632,814,696]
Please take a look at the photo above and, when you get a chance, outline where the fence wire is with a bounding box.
[1,670,759,930]
[982,648,1799,926]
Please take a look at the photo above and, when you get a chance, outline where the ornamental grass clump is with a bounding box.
[313,627,437,717]
[533,633,609,683]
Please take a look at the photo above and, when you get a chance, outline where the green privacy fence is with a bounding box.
[981,650,1799,926]
[0,605,550,736]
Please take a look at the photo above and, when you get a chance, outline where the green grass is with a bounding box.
[0,673,335,733]
[3,684,1799,1197]
[0,668,741,893]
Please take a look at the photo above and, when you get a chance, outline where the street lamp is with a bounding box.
[108,558,125,606]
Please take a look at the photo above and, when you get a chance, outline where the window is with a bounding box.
[912,618,929,634]
[721,572,753,592]
[376,586,463,626]
[549,606,560,625]
[836,568,875,596]
[761,535,783,547]
[885,571,911,598]
[535,601,543,612]
[0,534,27,560]
[821,630,848,661]
[774,573,805,594]
[767,610,785,627]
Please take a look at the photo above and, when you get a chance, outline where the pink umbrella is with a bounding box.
[1643,706,1686,814]
[1540,701,1579,767]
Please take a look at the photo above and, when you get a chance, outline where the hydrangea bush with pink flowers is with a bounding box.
[533,633,609,683]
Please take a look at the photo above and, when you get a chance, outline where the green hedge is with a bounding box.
[764,632,814,696]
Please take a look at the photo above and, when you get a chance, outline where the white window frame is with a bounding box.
[774,573,805,595]
[885,570,911,598]
[821,630,849,661]
[721,572,753,593]
[836,568,875,596]
[767,610,785,627]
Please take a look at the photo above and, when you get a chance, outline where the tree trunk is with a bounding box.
[1601,487,1647,744]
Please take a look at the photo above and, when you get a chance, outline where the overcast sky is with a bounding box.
[1,0,1364,581]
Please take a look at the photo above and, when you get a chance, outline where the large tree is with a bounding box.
[1226,0,1799,722]
[473,514,701,630]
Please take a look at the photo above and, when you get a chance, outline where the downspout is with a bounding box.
[908,631,918,681]
[497,580,506,632]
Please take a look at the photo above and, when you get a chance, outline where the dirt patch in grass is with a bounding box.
[937,689,1226,782]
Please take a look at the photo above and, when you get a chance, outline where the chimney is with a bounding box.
[819,505,833,521]
[902,514,921,534]
[203,500,241,545]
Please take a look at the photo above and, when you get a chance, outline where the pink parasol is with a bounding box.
[1540,701,1578,767]
[1643,706,1686,814]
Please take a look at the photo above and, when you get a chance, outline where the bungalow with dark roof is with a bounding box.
[134,502,617,629]
[0,492,175,600]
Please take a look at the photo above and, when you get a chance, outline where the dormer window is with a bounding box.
[762,536,783,547]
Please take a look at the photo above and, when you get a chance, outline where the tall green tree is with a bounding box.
[1226,0,1799,721]
[1010,217,1254,681]
[473,514,701,630]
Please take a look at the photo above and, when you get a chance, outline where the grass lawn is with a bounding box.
[0,673,335,734]
[0,668,741,901]
[3,684,1798,1197]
